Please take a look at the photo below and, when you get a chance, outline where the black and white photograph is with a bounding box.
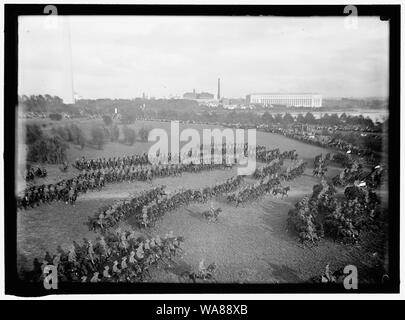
[2,3,400,298]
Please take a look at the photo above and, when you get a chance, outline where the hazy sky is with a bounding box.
[19,16,389,102]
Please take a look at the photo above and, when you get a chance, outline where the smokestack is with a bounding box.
[217,78,221,100]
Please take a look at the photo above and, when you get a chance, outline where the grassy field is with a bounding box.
[16,118,384,283]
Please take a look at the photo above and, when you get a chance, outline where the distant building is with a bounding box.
[183,89,215,101]
[183,89,197,99]
[198,92,215,99]
[246,93,322,108]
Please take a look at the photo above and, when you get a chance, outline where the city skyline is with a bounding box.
[19,16,389,102]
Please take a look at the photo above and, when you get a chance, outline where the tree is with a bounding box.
[91,125,105,149]
[320,113,331,126]
[329,113,340,126]
[27,136,68,164]
[283,113,295,124]
[110,124,120,142]
[123,126,136,145]
[261,111,274,124]
[55,126,70,141]
[304,112,316,124]
[26,124,43,144]
[340,113,348,122]
[77,132,86,149]
[69,123,86,149]
[274,114,283,124]
[102,115,113,126]
[138,127,151,142]
[296,114,305,123]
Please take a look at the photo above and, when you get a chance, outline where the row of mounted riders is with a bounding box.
[312,152,384,189]
[88,176,244,232]
[22,229,185,283]
[265,126,378,164]
[17,160,242,210]
[227,162,307,206]
[24,166,47,181]
[88,160,307,233]
[17,175,104,210]
[72,143,298,171]
[18,145,299,210]
[332,161,384,189]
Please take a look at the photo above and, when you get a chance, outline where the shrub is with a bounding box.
[90,125,105,149]
[283,113,295,124]
[123,125,136,145]
[49,113,62,121]
[102,115,112,126]
[25,124,43,144]
[138,127,151,142]
[110,124,120,142]
[304,112,316,124]
[69,123,86,149]
[27,136,69,164]
[54,126,70,141]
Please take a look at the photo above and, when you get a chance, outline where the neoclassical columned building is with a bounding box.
[246,93,322,108]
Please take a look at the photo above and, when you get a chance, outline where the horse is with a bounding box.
[202,208,222,222]
[272,186,290,198]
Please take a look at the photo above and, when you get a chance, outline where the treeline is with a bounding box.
[19,95,200,117]
[50,124,86,149]
[48,116,152,151]
[19,95,80,114]
[208,110,380,128]
[19,94,385,130]
[140,109,381,129]
[75,98,199,116]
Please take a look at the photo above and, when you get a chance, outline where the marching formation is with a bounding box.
[140,176,243,228]
[332,160,384,189]
[88,176,244,233]
[24,165,47,181]
[227,161,307,206]
[17,175,104,210]
[288,165,384,244]
[88,187,165,232]
[24,229,184,283]
[23,125,378,284]
[253,159,283,179]
[74,154,150,170]
[264,126,378,163]
[227,176,282,206]
[281,161,307,181]
[256,147,298,163]
[18,143,298,211]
